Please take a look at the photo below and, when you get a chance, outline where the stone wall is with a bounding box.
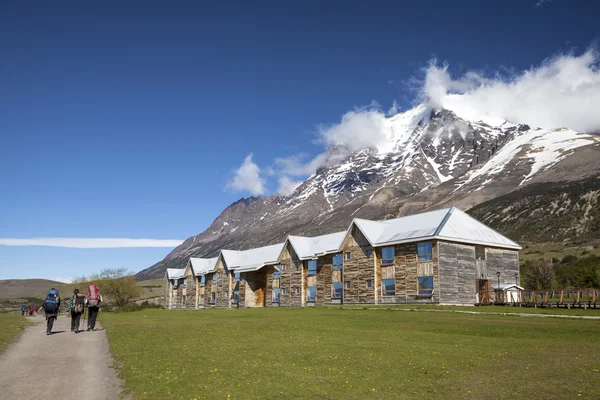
[315,254,333,305]
[343,226,376,304]
[279,245,303,307]
[205,272,216,307]
[377,241,440,304]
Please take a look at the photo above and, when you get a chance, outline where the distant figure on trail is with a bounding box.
[21,305,26,316]
[66,289,86,333]
[28,304,35,316]
[42,288,61,335]
[87,284,102,331]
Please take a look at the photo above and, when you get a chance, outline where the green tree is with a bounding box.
[101,276,143,308]
[524,258,556,290]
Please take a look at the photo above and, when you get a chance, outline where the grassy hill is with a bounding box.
[0,279,68,301]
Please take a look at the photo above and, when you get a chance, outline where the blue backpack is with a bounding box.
[44,289,59,313]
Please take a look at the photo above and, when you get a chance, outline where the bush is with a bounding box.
[524,259,556,290]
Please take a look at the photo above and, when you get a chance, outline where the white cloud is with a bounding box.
[420,50,600,133]
[274,153,328,177]
[535,0,551,7]
[317,108,390,154]
[0,238,183,248]
[276,176,303,196]
[225,153,266,195]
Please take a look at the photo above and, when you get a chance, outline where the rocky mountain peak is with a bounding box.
[137,105,600,279]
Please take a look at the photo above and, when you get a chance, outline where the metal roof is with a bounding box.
[187,257,219,276]
[220,242,285,272]
[165,268,185,279]
[349,207,521,250]
[287,231,347,260]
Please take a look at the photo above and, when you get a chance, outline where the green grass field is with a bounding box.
[0,313,32,354]
[102,308,600,400]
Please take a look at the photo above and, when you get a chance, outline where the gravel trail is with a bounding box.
[0,314,123,400]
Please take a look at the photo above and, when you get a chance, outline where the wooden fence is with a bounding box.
[478,288,599,309]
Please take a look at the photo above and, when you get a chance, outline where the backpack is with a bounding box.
[73,293,86,313]
[44,289,59,313]
[88,284,100,307]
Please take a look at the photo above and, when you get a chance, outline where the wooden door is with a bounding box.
[477,280,489,304]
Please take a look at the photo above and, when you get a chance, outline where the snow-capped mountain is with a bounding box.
[137,106,600,279]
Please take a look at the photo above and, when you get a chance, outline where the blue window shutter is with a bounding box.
[201,276,205,286]
[235,272,240,282]
[295,261,301,270]
[273,271,281,279]
[332,254,343,270]
[308,260,317,276]
[273,288,280,302]
[382,247,395,265]
[307,286,317,301]
[212,275,217,284]
[418,242,433,261]
[382,278,395,296]
[332,282,343,298]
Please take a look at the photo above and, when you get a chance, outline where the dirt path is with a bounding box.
[0,314,123,400]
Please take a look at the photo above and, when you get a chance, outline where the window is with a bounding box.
[346,252,351,260]
[307,286,317,301]
[382,278,395,296]
[475,246,486,261]
[233,290,239,304]
[295,287,300,294]
[273,271,281,279]
[282,287,287,295]
[367,279,372,288]
[224,290,229,299]
[200,294,204,305]
[332,282,343,298]
[417,276,434,296]
[281,264,287,271]
[366,249,373,257]
[272,288,280,303]
[308,260,317,276]
[217,272,221,279]
[382,247,395,265]
[173,280,178,289]
[332,254,343,270]
[183,280,187,288]
[200,276,206,287]
[210,292,216,303]
[235,271,241,282]
[417,242,433,261]
[241,279,245,285]
[295,261,301,270]
[345,281,351,289]
[212,275,217,284]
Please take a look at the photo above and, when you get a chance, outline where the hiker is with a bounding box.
[21,305,26,316]
[42,288,61,335]
[29,304,35,316]
[66,289,86,333]
[87,283,102,331]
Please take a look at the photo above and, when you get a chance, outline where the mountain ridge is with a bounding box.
[137,106,600,280]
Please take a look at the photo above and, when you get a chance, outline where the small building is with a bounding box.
[278,232,347,306]
[221,243,285,308]
[165,268,186,309]
[186,257,219,309]
[502,284,524,304]
[341,207,521,305]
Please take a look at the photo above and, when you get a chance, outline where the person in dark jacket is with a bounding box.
[43,288,61,335]
[87,293,102,331]
[66,289,86,333]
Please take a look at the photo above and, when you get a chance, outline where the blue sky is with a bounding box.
[1,0,599,280]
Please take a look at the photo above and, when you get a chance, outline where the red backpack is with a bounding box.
[88,284,100,307]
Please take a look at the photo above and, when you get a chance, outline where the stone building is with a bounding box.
[164,268,186,309]
[167,207,521,307]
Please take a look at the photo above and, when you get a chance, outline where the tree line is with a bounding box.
[522,254,600,290]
